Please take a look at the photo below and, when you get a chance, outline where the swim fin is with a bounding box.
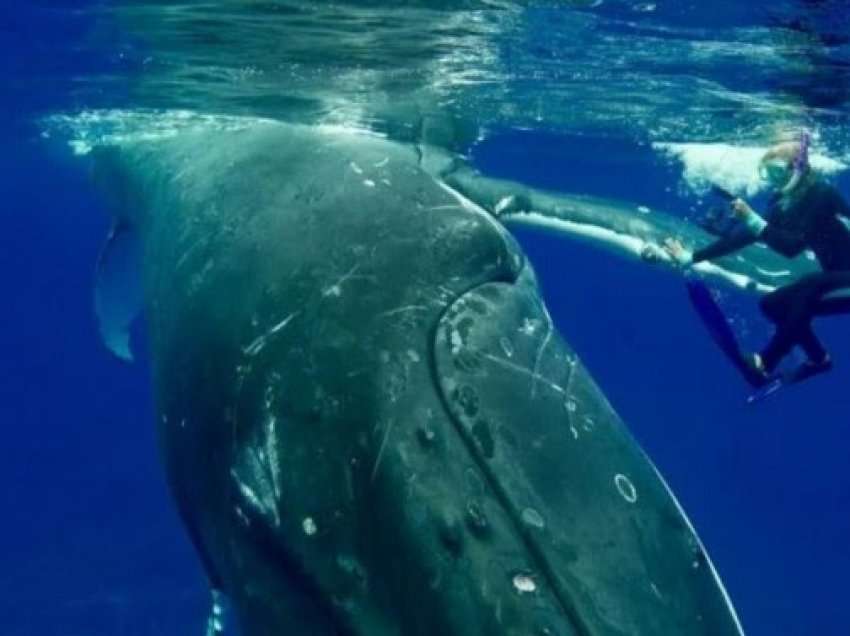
[747,359,832,404]
[685,279,767,388]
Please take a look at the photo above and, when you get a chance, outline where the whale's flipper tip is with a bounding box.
[94,220,142,363]
[101,328,135,362]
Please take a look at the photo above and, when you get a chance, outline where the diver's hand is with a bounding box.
[663,238,693,268]
[731,198,755,219]
[731,198,768,236]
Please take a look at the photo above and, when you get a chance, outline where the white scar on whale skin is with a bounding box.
[378,304,428,318]
[530,304,554,400]
[264,416,282,502]
[481,352,566,397]
[243,311,300,357]
[230,468,267,520]
[322,264,361,298]
[371,417,396,483]
[229,418,284,528]
[495,195,516,214]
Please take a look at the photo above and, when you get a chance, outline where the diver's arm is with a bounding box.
[690,231,758,264]
[830,186,850,220]
[665,231,756,268]
[759,224,807,258]
[737,198,805,259]
[680,200,766,265]
[698,197,806,261]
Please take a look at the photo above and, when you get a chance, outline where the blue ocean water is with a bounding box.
[3,2,850,635]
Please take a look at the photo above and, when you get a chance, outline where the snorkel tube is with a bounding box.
[782,129,811,195]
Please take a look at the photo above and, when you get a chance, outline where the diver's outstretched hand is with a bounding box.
[731,198,755,219]
[663,238,693,268]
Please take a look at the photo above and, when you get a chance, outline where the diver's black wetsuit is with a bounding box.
[693,179,850,371]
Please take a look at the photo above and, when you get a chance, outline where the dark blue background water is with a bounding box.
[3,5,850,636]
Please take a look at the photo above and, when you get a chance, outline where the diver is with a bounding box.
[664,134,850,386]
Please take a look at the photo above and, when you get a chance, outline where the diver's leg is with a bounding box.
[749,282,801,377]
[813,273,850,316]
[802,273,850,364]
[760,327,795,372]
[815,296,850,315]
[761,272,850,370]
[758,285,794,323]
[759,274,823,371]
[797,323,828,364]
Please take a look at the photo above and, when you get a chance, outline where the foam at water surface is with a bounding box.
[42,109,387,155]
[43,110,282,155]
[654,141,847,197]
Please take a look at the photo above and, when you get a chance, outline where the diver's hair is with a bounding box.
[778,168,816,211]
[761,140,803,165]
[761,130,810,165]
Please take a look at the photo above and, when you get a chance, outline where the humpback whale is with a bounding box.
[51,112,754,635]
[39,0,850,630]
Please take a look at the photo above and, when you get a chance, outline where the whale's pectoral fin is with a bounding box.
[94,220,143,362]
[440,165,816,293]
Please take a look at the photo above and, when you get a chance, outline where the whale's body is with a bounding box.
[83,119,749,635]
